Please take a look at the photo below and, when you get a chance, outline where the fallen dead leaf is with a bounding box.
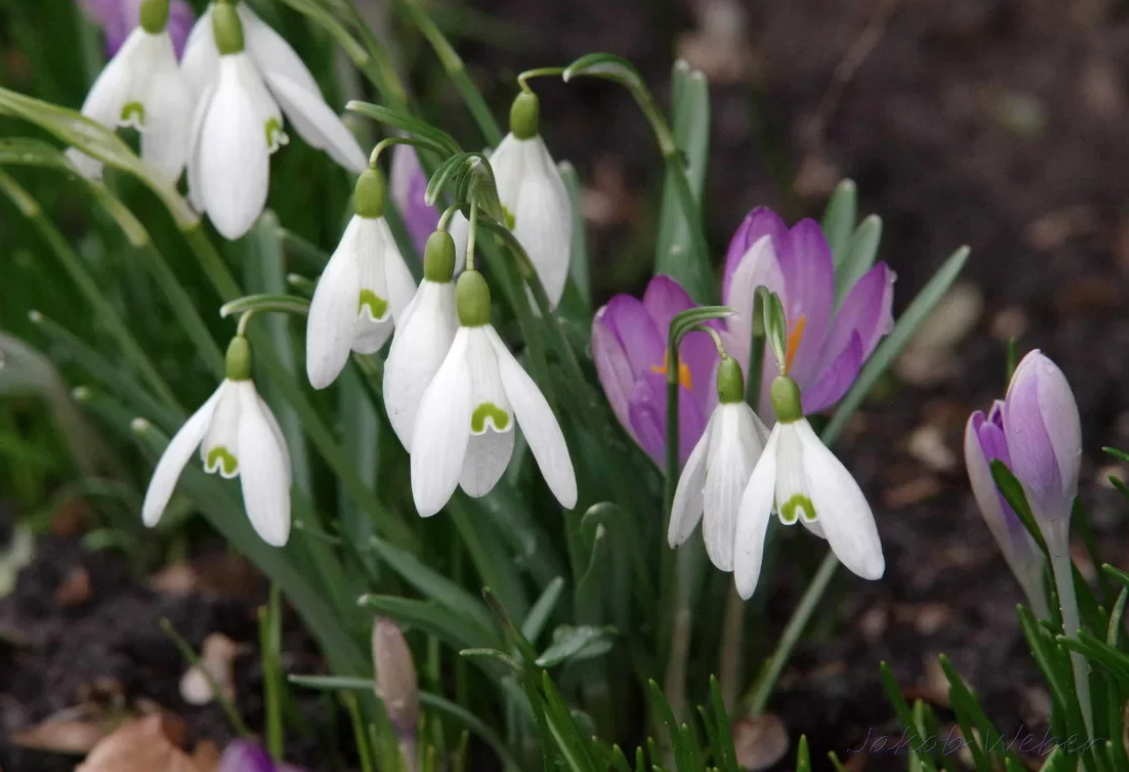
[192,741,221,772]
[11,715,111,755]
[882,476,942,509]
[55,565,92,607]
[150,564,200,596]
[907,425,957,472]
[732,713,789,771]
[179,633,241,706]
[76,714,203,772]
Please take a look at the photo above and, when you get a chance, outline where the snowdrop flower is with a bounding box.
[965,400,1048,617]
[668,357,769,571]
[78,0,194,58]
[734,375,883,599]
[183,2,365,173]
[410,270,577,516]
[306,169,417,389]
[69,0,194,183]
[487,92,573,308]
[722,208,894,421]
[141,336,292,547]
[592,275,721,466]
[384,230,459,449]
[390,144,440,258]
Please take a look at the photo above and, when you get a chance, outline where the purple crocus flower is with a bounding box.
[78,0,194,58]
[965,400,1048,616]
[720,208,894,420]
[593,275,721,467]
[390,144,440,258]
[220,740,305,772]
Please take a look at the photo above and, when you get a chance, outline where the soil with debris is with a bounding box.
[6,0,1129,770]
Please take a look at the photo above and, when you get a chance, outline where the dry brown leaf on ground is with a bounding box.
[732,713,789,771]
[179,633,242,706]
[10,714,109,755]
[76,714,204,772]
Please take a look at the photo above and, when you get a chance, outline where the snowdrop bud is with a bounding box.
[456,270,491,327]
[372,618,420,737]
[212,2,244,55]
[139,0,170,32]
[354,168,386,219]
[716,357,745,404]
[423,231,456,282]
[510,92,540,140]
[770,376,802,423]
[225,336,251,381]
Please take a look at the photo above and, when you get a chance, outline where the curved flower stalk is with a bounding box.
[592,275,720,466]
[78,0,194,57]
[735,375,884,599]
[141,336,292,547]
[669,356,768,571]
[182,1,366,174]
[964,401,1048,616]
[485,92,573,308]
[410,270,576,517]
[390,144,440,258]
[306,169,417,389]
[384,230,459,449]
[69,0,194,183]
[722,208,894,421]
[219,740,306,772]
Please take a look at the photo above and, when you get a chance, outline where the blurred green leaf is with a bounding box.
[535,625,617,668]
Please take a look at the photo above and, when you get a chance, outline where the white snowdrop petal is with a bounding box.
[512,137,572,309]
[411,330,473,517]
[181,6,219,100]
[238,4,321,97]
[488,134,524,212]
[383,281,458,449]
[201,380,241,477]
[734,426,779,600]
[668,411,712,549]
[796,420,884,580]
[448,212,469,273]
[257,392,292,487]
[773,423,812,524]
[186,80,217,212]
[465,327,512,432]
[460,429,516,498]
[70,29,148,178]
[235,381,291,547]
[306,217,364,388]
[488,327,577,509]
[141,387,222,526]
[379,219,419,318]
[197,55,273,239]
[349,218,396,354]
[703,403,756,572]
[263,71,366,172]
[138,35,194,183]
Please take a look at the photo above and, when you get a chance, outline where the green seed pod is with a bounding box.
[423,231,456,283]
[354,168,386,219]
[770,375,803,424]
[509,92,540,140]
[212,3,245,56]
[225,336,252,381]
[456,270,491,327]
[716,357,746,405]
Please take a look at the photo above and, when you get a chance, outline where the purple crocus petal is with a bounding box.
[78,0,195,57]
[642,275,698,343]
[777,220,835,387]
[220,741,276,772]
[166,1,194,57]
[391,144,440,257]
[600,295,664,379]
[592,308,637,446]
[627,373,669,464]
[722,207,790,303]
[678,328,720,414]
[824,262,895,367]
[800,332,862,415]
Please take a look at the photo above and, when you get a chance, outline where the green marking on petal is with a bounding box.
[779,493,816,524]
[358,289,389,321]
[471,402,510,434]
[503,206,516,230]
[264,118,286,151]
[206,446,239,477]
[120,101,145,127]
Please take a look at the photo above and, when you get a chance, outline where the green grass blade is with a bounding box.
[822,179,857,266]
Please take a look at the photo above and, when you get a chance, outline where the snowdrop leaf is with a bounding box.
[534,625,616,668]
[347,100,461,155]
[521,577,565,645]
[358,594,502,653]
[558,161,590,307]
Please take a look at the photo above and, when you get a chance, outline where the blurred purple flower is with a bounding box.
[78,0,195,58]
[721,207,894,420]
[593,275,721,467]
[390,144,439,258]
[965,400,1047,614]
[220,740,306,772]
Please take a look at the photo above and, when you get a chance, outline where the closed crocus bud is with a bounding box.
[1002,350,1081,551]
[373,618,420,739]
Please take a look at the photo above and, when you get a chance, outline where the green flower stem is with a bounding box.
[517,67,565,93]
[1050,542,1094,737]
[259,585,285,761]
[0,171,181,412]
[160,617,251,737]
[368,135,448,169]
[386,0,503,145]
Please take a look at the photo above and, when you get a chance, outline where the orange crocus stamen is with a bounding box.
[784,315,807,375]
[650,349,694,390]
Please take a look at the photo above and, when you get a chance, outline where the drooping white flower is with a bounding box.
[306,169,417,389]
[734,375,884,599]
[487,92,573,308]
[410,270,576,516]
[183,1,365,173]
[668,358,769,571]
[384,230,459,449]
[141,336,291,546]
[69,0,194,183]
